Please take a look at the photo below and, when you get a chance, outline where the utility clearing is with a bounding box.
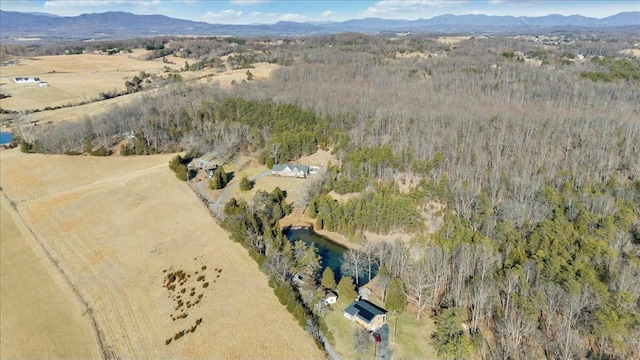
[0,149,323,359]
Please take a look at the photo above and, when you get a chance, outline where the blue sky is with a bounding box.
[1,1,638,24]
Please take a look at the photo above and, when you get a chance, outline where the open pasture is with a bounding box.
[0,149,323,359]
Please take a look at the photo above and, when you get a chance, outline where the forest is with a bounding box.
[11,31,640,359]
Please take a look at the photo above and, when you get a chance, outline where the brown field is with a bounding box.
[435,36,471,44]
[620,48,640,58]
[0,52,280,127]
[0,149,323,359]
[0,50,178,111]
[0,196,102,360]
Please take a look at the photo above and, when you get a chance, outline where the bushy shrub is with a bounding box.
[169,155,189,181]
[239,176,253,191]
[209,166,228,189]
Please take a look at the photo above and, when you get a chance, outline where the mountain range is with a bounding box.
[1,10,638,41]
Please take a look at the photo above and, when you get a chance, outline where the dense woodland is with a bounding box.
[11,32,640,359]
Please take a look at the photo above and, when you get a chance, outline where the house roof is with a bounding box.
[324,290,338,299]
[272,164,310,173]
[344,300,387,323]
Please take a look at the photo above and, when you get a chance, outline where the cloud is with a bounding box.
[43,0,127,8]
[321,10,337,17]
[202,9,243,21]
[229,0,271,4]
[279,13,306,21]
[249,11,306,22]
[363,0,468,19]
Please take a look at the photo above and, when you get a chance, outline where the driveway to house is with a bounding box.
[191,170,343,360]
[193,170,272,220]
[375,324,392,360]
[322,335,341,360]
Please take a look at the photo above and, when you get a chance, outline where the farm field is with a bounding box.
[0,149,324,359]
[0,50,177,112]
[0,57,279,128]
[0,196,102,360]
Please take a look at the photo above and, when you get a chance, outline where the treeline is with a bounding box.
[20,95,339,160]
[309,181,425,236]
[222,188,333,348]
[1,36,173,57]
[332,179,640,359]
[581,56,640,82]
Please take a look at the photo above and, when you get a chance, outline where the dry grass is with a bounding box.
[388,312,439,360]
[296,148,337,169]
[435,36,471,44]
[195,62,280,88]
[620,49,640,58]
[395,51,432,59]
[0,149,323,359]
[0,51,178,111]
[0,196,102,360]
[225,150,335,212]
[0,52,280,127]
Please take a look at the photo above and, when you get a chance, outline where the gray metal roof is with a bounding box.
[272,164,310,173]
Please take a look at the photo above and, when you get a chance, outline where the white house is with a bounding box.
[271,164,310,178]
[323,290,338,305]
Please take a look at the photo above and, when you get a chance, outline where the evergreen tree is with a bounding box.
[307,200,318,218]
[321,266,337,290]
[431,307,473,360]
[266,157,275,169]
[239,176,253,191]
[337,276,357,302]
[298,244,321,281]
[209,166,227,189]
[385,277,406,313]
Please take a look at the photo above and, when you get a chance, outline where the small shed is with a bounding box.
[358,286,372,300]
[323,290,338,305]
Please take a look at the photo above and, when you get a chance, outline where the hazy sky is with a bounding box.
[1,0,638,24]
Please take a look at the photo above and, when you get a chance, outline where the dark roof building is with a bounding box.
[343,299,387,331]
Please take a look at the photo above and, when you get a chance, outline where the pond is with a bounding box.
[285,227,373,286]
[0,132,13,145]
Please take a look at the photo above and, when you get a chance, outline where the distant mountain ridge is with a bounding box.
[1,10,638,41]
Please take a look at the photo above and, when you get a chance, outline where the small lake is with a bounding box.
[0,132,13,145]
[285,227,373,285]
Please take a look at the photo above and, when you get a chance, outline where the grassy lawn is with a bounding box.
[323,299,375,360]
[388,312,440,360]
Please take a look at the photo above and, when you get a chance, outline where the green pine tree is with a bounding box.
[336,276,357,302]
[307,200,318,218]
[321,267,337,290]
[239,176,253,191]
[209,166,227,189]
[385,277,406,313]
[431,307,473,360]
